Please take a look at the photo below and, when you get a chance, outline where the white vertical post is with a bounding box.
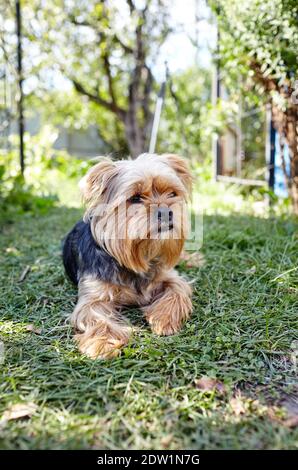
[149,82,166,154]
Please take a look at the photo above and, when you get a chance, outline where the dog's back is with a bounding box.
[62,221,86,285]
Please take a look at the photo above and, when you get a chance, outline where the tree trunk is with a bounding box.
[272,102,298,214]
[286,107,298,215]
[124,109,146,158]
[250,62,298,213]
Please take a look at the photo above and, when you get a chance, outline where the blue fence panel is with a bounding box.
[274,132,290,197]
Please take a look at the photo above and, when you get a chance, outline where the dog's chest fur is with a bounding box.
[63,220,163,300]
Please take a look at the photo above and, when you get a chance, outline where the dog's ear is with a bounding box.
[80,158,119,206]
[161,154,192,194]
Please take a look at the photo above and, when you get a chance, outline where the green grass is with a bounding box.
[0,198,297,449]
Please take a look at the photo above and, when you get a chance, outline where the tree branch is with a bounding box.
[102,53,117,106]
[113,34,134,54]
[142,64,154,130]
[72,79,126,119]
[69,15,134,54]
[126,0,136,14]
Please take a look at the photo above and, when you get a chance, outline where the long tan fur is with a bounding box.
[70,153,193,359]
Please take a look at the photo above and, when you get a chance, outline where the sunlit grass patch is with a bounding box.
[0,190,297,449]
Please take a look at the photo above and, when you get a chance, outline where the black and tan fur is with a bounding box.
[63,153,193,359]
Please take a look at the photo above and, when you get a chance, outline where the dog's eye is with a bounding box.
[129,193,143,204]
[169,191,177,198]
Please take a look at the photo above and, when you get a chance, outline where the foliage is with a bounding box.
[35,65,215,162]
[0,127,93,219]
[213,0,298,85]
[211,0,298,212]
[157,66,213,161]
[20,0,174,156]
[0,175,57,222]
[28,90,128,156]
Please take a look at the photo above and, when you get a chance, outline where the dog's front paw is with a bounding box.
[145,294,192,337]
[75,324,131,359]
[148,315,181,336]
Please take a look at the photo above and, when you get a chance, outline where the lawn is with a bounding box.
[0,187,297,449]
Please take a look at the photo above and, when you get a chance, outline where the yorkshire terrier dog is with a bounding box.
[63,153,193,359]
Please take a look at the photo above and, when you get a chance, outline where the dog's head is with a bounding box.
[80,153,192,273]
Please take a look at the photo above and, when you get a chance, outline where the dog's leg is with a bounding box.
[70,277,131,359]
[143,270,192,336]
